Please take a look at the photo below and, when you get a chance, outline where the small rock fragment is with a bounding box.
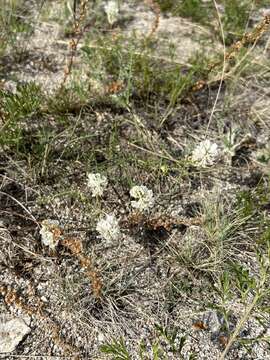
[0,314,31,353]
[203,310,223,335]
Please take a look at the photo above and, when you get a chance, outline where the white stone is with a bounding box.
[204,310,222,334]
[0,314,31,353]
[97,332,105,342]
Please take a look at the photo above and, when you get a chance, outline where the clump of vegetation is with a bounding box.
[0,0,35,58]
[1,1,270,359]
[0,82,44,153]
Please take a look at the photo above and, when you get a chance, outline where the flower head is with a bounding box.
[40,219,61,250]
[104,0,119,25]
[191,140,219,167]
[96,214,121,242]
[130,185,154,212]
[87,173,108,197]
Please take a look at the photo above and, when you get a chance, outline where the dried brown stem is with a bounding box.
[144,0,160,38]
[192,15,270,92]
[60,0,90,89]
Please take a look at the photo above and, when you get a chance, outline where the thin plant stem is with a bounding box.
[219,292,261,360]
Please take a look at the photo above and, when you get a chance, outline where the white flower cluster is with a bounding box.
[130,185,154,212]
[95,184,154,242]
[87,173,108,197]
[40,219,61,250]
[42,173,155,246]
[191,140,219,167]
[104,0,119,25]
[96,214,121,243]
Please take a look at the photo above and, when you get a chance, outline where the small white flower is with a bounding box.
[191,140,219,167]
[130,185,154,212]
[104,0,119,25]
[87,173,108,197]
[96,214,121,242]
[40,219,61,250]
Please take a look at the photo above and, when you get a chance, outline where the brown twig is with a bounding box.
[62,237,103,298]
[121,212,202,232]
[144,0,160,38]
[60,0,90,89]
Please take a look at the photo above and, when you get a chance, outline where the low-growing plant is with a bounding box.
[0,0,35,59]
[215,246,270,359]
[81,33,210,112]
[222,0,252,45]
[100,338,131,360]
[0,82,44,152]
[1,1,270,359]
